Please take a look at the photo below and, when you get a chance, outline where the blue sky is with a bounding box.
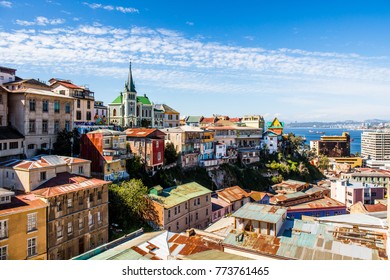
[1,0,390,122]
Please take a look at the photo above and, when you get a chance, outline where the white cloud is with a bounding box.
[0,1,12,8]
[15,16,65,26]
[83,2,139,14]
[1,23,390,120]
[186,21,194,26]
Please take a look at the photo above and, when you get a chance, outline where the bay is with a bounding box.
[284,127,363,155]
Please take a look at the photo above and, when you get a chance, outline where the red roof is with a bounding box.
[32,172,109,198]
[56,81,83,89]
[0,194,47,215]
[217,186,250,203]
[364,204,387,212]
[200,117,216,124]
[125,128,158,137]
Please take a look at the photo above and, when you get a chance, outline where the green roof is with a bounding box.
[186,116,203,123]
[111,95,122,104]
[232,203,286,223]
[137,95,151,105]
[148,182,212,209]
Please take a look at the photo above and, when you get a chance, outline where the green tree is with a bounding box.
[109,179,150,229]
[126,156,144,178]
[318,155,330,171]
[53,129,72,156]
[164,142,178,165]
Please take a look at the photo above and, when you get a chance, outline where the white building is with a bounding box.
[215,142,227,159]
[0,66,16,85]
[108,63,153,128]
[262,131,278,154]
[361,130,390,160]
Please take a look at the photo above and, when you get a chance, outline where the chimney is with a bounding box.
[185,228,195,237]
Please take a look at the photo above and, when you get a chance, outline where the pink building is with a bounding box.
[331,179,386,211]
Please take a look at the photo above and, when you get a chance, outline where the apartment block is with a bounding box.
[80,129,130,181]
[49,78,95,126]
[4,79,74,158]
[147,182,212,232]
[0,188,47,260]
[310,132,351,157]
[125,128,165,172]
[361,130,390,160]
[331,179,386,210]
[0,155,91,193]
[32,173,110,259]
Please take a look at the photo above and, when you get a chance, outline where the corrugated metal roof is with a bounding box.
[217,186,251,203]
[232,203,286,224]
[148,182,212,208]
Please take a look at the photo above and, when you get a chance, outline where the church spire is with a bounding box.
[125,61,136,93]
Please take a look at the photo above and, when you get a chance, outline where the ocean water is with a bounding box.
[284,128,363,155]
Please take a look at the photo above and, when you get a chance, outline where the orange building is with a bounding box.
[0,188,47,260]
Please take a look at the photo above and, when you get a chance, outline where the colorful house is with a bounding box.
[266,117,284,135]
[125,128,165,173]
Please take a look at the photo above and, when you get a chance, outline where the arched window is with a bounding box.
[113,109,116,116]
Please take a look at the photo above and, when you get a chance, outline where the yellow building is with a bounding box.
[0,188,47,260]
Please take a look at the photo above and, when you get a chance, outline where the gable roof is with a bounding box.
[137,95,151,105]
[161,104,179,114]
[32,172,109,198]
[186,116,203,123]
[267,117,284,129]
[111,95,122,104]
[125,128,165,138]
[216,186,251,203]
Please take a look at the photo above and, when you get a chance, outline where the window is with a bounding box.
[89,193,94,203]
[178,205,180,214]
[27,237,37,257]
[67,198,72,208]
[0,220,8,239]
[88,212,93,226]
[40,171,46,181]
[29,99,36,111]
[104,139,110,145]
[86,111,91,121]
[27,213,37,232]
[197,198,200,205]
[42,100,48,112]
[0,245,7,260]
[79,166,84,174]
[113,109,116,116]
[185,217,188,225]
[79,217,84,229]
[77,99,80,108]
[206,208,209,215]
[54,120,60,133]
[195,212,198,220]
[29,120,36,133]
[65,121,70,132]
[27,144,35,150]
[59,90,65,95]
[67,222,73,234]
[9,142,18,149]
[54,101,60,113]
[206,195,208,202]
[78,196,83,206]
[176,221,179,230]
[168,209,171,218]
[185,202,187,209]
[174,207,177,215]
[97,212,102,223]
[41,143,47,149]
[42,120,48,133]
[87,100,91,109]
[56,223,63,238]
[65,102,71,114]
[57,201,62,212]
[156,141,159,148]
[158,152,161,161]
[76,111,82,120]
